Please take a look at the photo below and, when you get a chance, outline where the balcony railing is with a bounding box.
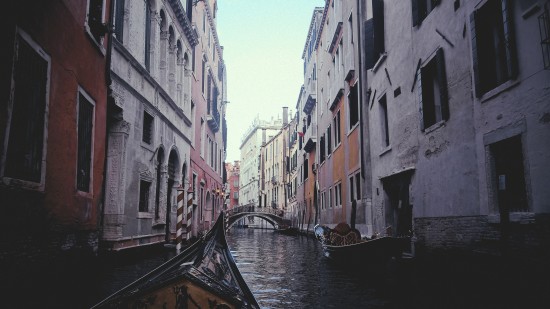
[207,107,220,132]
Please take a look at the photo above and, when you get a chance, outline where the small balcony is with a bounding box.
[207,108,220,132]
[303,80,317,115]
[303,121,317,153]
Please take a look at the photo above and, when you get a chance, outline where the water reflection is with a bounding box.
[227,228,392,309]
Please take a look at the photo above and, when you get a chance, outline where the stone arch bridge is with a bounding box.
[224,205,290,230]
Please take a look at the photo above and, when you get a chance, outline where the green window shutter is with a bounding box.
[436,48,450,121]
[501,0,518,79]
[469,10,482,97]
[417,66,425,132]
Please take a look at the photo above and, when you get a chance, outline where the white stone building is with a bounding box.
[102,0,197,250]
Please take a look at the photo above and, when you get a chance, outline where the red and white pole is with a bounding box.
[176,186,185,253]
[186,188,194,238]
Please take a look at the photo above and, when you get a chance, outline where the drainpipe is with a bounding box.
[98,0,117,244]
[356,0,365,182]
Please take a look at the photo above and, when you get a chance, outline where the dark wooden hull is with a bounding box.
[314,224,408,265]
[274,227,299,236]
[92,213,259,309]
[322,237,407,263]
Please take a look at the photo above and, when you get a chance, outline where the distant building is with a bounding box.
[1,0,111,257]
[226,161,240,210]
[259,108,292,211]
[239,117,282,207]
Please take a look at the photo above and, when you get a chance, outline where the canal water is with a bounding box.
[9,225,547,308]
[227,227,395,309]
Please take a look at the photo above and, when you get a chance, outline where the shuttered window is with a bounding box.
[348,83,359,129]
[114,0,125,42]
[142,111,153,144]
[139,180,151,212]
[418,48,449,131]
[77,92,94,192]
[412,0,441,27]
[5,34,49,183]
[379,94,390,147]
[470,0,517,97]
[327,125,332,155]
[87,0,105,43]
[364,0,385,70]
[319,135,326,163]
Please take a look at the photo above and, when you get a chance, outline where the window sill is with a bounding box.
[76,190,93,199]
[347,123,359,136]
[84,26,106,56]
[371,53,387,73]
[379,145,392,157]
[138,212,154,219]
[479,79,520,103]
[141,142,155,152]
[1,176,44,192]
[487,212,535,224]
[423,120,446,134]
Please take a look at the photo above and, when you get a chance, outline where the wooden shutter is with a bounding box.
[501,0,518,79]
[436,48,450,121]
[417,65,425,131]
[364,19,375,69]
[373,0,385,58]
[470,10,482,97]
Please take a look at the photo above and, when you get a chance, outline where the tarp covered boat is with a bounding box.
[314,223,408,265]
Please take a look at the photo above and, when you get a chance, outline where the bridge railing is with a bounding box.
[225,204,284,217]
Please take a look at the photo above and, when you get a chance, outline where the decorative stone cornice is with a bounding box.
[167,0,199,47]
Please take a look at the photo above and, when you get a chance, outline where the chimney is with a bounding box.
[283,107,288,126]
[262,128,267,146]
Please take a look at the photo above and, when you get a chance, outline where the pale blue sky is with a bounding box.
[217,0,325,162]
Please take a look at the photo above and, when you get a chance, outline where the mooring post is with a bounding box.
[176,185,185,253]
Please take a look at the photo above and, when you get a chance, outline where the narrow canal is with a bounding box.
[227,227,395,308]
[34,225,545,308]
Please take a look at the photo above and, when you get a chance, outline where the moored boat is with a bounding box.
[314,223,408,265]
[92,212,259,309]
[274,226,300,236]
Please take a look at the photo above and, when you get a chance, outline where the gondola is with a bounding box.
[314,223,408,265]
[274,226,300,236]
[92,212,259,309]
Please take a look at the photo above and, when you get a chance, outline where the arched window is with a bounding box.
[159,10,168,85]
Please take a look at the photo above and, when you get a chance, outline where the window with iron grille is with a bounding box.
[139,180,151,212]
[77,91,94,192]
[142,111,153,144]
[4,32,49,184]
[470,0,517,97]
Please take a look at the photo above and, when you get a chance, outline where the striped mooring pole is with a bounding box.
[176,186,185,253]
[186,189,194,237]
